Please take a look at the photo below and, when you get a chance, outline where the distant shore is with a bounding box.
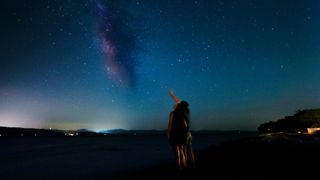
[0,126,256,137]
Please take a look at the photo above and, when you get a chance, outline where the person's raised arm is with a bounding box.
[168,89,181,104]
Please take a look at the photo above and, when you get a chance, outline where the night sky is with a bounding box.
[1,0,320,131]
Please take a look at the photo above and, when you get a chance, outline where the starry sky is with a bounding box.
[1,0,320,131]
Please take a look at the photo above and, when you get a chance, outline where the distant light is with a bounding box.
[49,128,52,130]
[21,133,24,136]
[34,134,37,136]
[75,133,78,135]
[0,134,2,137]
[307,128,320,134]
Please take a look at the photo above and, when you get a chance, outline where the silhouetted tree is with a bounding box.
[258,109,320,133]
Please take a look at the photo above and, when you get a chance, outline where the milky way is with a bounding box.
[1,0,320,131]
[94,0,139,87]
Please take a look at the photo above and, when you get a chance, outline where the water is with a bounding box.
[0,133,255,179]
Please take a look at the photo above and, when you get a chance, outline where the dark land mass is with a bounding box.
[258,109,320,133]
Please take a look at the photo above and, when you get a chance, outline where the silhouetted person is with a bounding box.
[168,90,194,170]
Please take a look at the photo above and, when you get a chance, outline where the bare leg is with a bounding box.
[187,142,195,168]
[178,145,187,169]
[174,146,182,170]
[186,133,195,168]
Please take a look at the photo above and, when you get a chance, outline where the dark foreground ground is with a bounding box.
[131,133,320,180]
[1,132,319,179]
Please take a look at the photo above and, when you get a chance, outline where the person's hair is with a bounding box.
[177,100,189,115]
[179,100,189,108]
[178,101,190,129]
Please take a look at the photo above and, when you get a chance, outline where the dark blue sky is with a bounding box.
[1,0,320,131]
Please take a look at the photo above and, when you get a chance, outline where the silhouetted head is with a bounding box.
[176,100,190,116]
[179,101,189,109]
[172,100,189,111]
